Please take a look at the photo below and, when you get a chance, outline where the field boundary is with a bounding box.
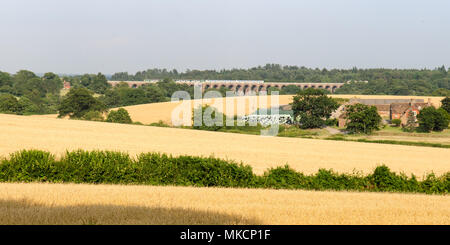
[1,149,448,195]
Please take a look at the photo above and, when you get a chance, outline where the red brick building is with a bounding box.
[390,100,431,126]
[63,81,71,89]
[338,98,432,128]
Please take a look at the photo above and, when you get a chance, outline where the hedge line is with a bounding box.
[325,135,450,149]
[0,150,448,194]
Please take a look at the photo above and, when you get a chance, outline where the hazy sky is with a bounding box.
[1,0,449,74]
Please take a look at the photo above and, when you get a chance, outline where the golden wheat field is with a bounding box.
[1,113,449,177]
[0,182,448,225]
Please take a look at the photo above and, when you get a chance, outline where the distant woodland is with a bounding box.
[112,64,450,96]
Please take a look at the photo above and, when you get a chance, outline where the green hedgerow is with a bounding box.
[0,150,447,195]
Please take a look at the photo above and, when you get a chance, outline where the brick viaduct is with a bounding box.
[108,80,345,93]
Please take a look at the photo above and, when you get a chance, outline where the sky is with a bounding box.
[0,0,449,75]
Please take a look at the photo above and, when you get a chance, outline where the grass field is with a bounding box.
[0,182,448,225]
[1,113,449,177]
[348,127,450,145]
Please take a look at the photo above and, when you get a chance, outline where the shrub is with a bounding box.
[60,150,136,183]
[136,153,255,187]
[82,110,104,121]
[371,165,407,192]
[149,120,170,127]
[0,150,56,182]
[325,118,338,126]
[262,165,308,189]
[391,119,401,127]
[106,108,132,124]
[0,150,448,194]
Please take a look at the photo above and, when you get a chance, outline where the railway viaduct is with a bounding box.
[108,80,345,93]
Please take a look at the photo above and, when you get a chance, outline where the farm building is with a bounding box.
[63,81,71,89]
[337,98,432,128]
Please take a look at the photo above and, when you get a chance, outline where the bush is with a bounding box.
[325,118,338,126]
[261,165,308,189]
[82,110,104,121]
[60,150,137,183]
[0,150,448,194]
[149,120,170,127]
[106,108,132,124]
[137,153,255,187]
[391,119,401,127]
[0,150,56,182]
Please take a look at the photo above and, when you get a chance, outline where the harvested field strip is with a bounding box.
[1,150,448,194]
[0,114,449,177]
[325,136,450,148]
[0,183,448,225]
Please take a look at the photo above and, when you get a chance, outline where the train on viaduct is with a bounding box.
[107,80,345,93]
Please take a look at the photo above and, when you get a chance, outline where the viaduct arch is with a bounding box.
[108,80,345,93]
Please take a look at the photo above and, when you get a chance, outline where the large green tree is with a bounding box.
[12,70,38,96]
[344,103,382,134]
[41,72,63,94]
[89,73,110,94]
[76,73,111,94]
[417,106,449,132]
[291,88,339,128]
[58,88,106,118]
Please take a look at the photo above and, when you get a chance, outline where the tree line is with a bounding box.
[0,70,63,114]
[111,64,450,96]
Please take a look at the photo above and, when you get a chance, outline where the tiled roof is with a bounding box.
[411,103,430,110]
[390,103,411,114]
[374,104,390,111]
